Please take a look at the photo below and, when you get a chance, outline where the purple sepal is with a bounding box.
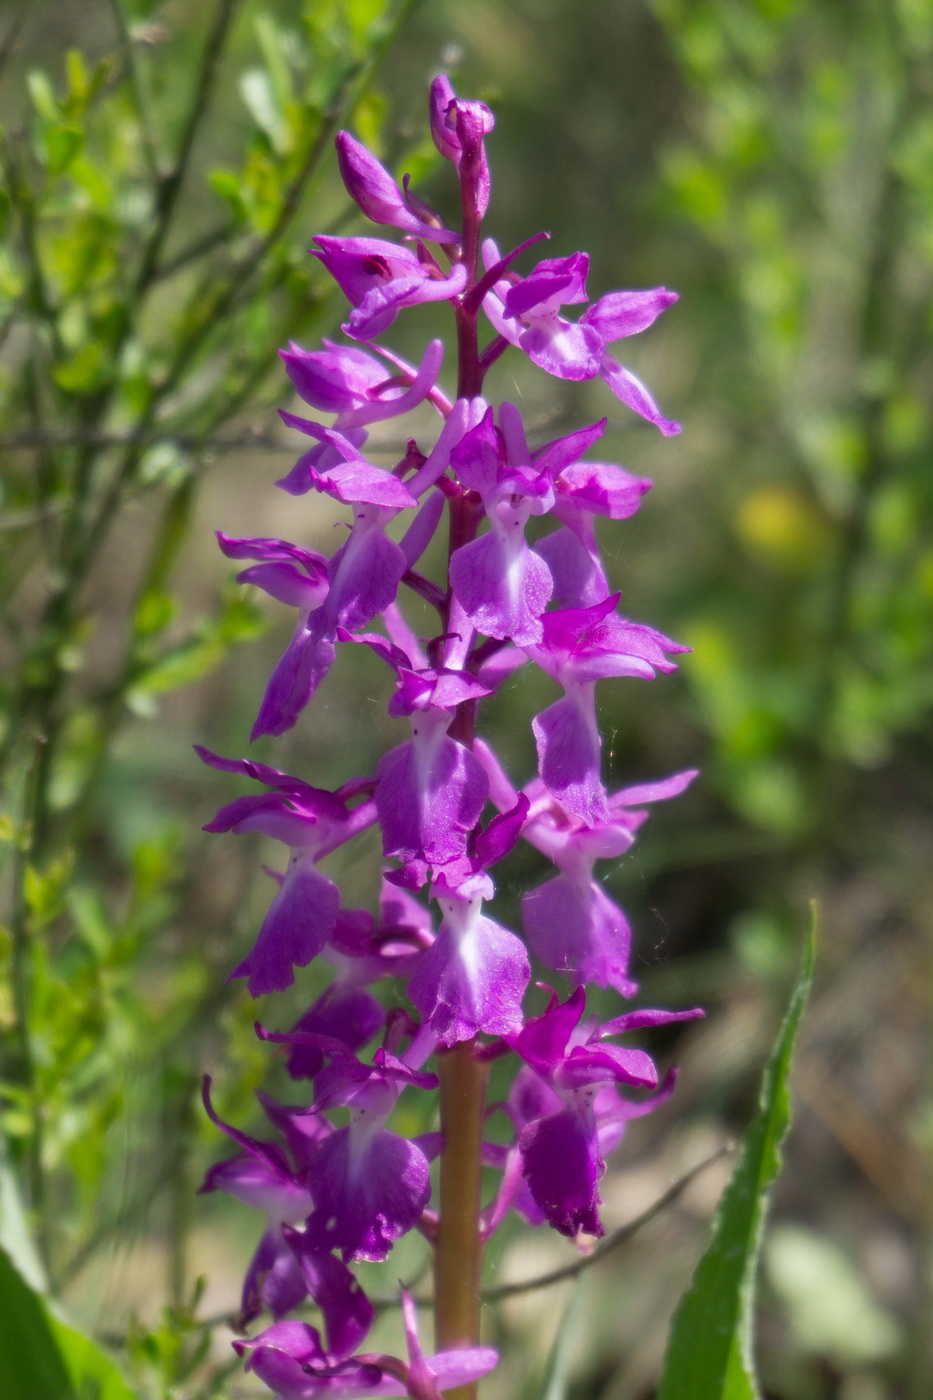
[534,526,608,609]
[280,339,389,412]
[286,985,384,1079]
[241,1224,308,1325]
[234,1321,392,1398]
[282,1230,375,1358]
[312,236,468,341]
[252,625,336,740]
[229,854,341,998]
[336,130,458,243]
[532,686,606,825]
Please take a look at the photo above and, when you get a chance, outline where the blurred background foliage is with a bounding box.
[0,0,930,1397]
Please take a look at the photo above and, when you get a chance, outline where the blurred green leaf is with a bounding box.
[656,911,816,1400]
[765,1224,901,1365]
[0,1244,139,1400]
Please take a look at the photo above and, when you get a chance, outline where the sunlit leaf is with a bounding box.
[656,911,816,1400]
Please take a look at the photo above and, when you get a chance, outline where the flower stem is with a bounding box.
[434,1043,489,1398]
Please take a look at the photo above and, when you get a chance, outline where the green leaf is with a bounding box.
[0,1244,139,1400]
[656,909,816,1400]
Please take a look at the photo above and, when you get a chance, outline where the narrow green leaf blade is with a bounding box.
[0,1244,76,1400]
[656,910,816,1400]
[0,1244,139,1400]
[47,1310,141,1400]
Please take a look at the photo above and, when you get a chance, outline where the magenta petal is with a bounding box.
[375,719,488,865]
[336,130,458,243]
[425,1348,499,1392]
[306,1124,431,1261]
[517,315,602,380]
[242,1224,308,1324]
[280,339,387,412]
[230,856,340,998]
[286,986,384,1080]
[323,512,407,634]
[407,901,530,1046]
[522,874,637,997]
[532,688,609,825]
[312,461,417,509]
[449,524,552,644]
[533,526,607,609]
[598,354,681,436]
[581,287,679,341]
[282,1231,375,1358]
[251,624,336,741]
[513,985,586,1071]
[555,460,652,519]
[520,1105,604,1238]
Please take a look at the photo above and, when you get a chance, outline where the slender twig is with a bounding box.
[106,0,162,182]
[0,4,27,86]
[0,425,287,452]
[133,0,240,294]
[482,1144,733,1301]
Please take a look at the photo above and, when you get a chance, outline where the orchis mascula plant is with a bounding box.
[199,76,700,1400]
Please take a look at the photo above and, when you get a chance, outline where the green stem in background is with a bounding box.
[433,1044,489,1400]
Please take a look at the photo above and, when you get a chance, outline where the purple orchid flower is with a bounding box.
[429,74,496,219]
[299,1048,439,1261]
[528,417,654,607]
[313,236,468,341]
[277,339,448,497]
[407,874,530,1047]
[197,748,376,995]
[523,595,689,824]
[336,131,459,244]
[341,629,492,876]
[505,988,702,1236]
[481,241,680,434]
[199,1076,322,1325]
[447,403,554,645]
[235,1289,497,1399]
[519,769,699,994]
[284,884,433,1079]
[216,532,336,741]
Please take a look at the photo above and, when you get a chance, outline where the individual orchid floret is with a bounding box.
[285,885,434,1080]
[447,403,554,645]
[276,416,420,510]
[407,873,530,1046]
[216,532,336,741]
[506,988,702,1236]
[197,747,375,995]
[342,629,492,876]
[481,240,681,434]
[199,1076,321,1325]
[313,236,468,341]
[300,1047,439,1261]
[234,1288,497,1399]
[523,594,689,824]
[520,769,699,994]
[278,340,447,498]
[336,131,459,244]
[530,419,653,607]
